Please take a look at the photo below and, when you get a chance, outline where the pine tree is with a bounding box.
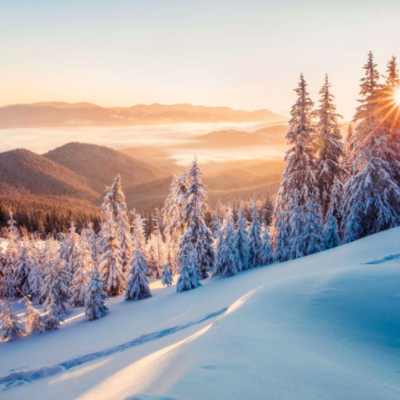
[125,249,152,300]
[19,290,45,334]
[0,300,26,342]
[302,192,323,256]
[85,269,109,321]
[1,214,19,299]
[59,221,80,278]
[42,255,71,330]
[161,263,174,287]
[314,75,344,217]
[273,74,318,224]
[213,210,238,278]
[248,203,262,268]
[343,124,356,178]
[15,237,34,296]
[70,235,92,307]
[27,240,45,304]
[288,190,305,259]
[179,158,215,279]
[343,52,400,242]
[176,238,201,292]
[323,208,340,250]
[101,175,132,270]
[234,209,250,271]
[273,210,290,263]
[162,173,189,246]
[258,223,273,266]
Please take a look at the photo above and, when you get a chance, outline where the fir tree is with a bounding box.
[0,300,26,342]
[248,203,262,268]
[125,249,152,300]
[19,290,45,334]
[101,175,132,270]
[85,269,109,321]
[343,52,400,242]
[302,193,323,256]
[176,238,201,292]
[258,223,273,266]
[15,237,34,296]
[323,208,340,250]
[273,210,290,263]
[98,214,125,297]
[314,75,344,217]
[213,210,238,278]
[273,74,318,225]
[179,158,215,279]
[42,256,71,330]
[161,263,174,287]
[1,214,19,299]
[70,235,92,307]
[234,209,251,271]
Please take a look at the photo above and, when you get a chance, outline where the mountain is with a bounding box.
[2,226,399,400]
[0,102,287,129]
[44,142,174,194]
[0,149,98,200]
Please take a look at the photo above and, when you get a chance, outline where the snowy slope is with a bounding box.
[1,228,400,399]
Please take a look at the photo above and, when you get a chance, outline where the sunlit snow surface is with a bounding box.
[1,228,400,399]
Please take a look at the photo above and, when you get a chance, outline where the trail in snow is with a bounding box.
[364,253,400,265]
[0,308,228,390]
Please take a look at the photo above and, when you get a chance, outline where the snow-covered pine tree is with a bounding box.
[59,222,81,287]
[162,173,189,246]
[176,238,201,292]
[380,56,400,185]
[125,249,152,300]
[0,300,26,342]
[272,75,321,258]
[28,239,45,304]
[179,158,215,279]
[273,210,290,263]
[302,192,323,256]
[248,202,262,268]
[131,211,147,256]
[161,263,174,286]
[343,124,356,178]
[213,209,238,278]
[314,75,344,217]
[258,222,273,266]
[98,212,125,297]
[288,190,305,259]
[0,214,19,299]
[260,192,275,227]
[85,269,109,321]
[234,209,250,271]
[342,52,400,242]
[15,237,34,296]
[70,234,92,307]
[101,174,132,270]
[19,290,45,334]
[146,239,161,279]
[42,254,71,330]
[322,208,340,250]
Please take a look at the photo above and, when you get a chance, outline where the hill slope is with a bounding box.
[1,227,400,399]
[44,142,173,194]
[0,149,98,200]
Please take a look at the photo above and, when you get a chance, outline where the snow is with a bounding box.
[1,227,400,399]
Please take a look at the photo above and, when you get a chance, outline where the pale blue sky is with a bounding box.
[1,0,400,118]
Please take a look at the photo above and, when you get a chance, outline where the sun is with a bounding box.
[395,88,400,105]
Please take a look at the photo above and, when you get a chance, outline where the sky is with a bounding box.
[1,0,400,119]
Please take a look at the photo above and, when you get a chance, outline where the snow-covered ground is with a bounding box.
[1,228,400,399]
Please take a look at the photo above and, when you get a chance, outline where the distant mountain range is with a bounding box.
[0,140,285,217]
[0,102,287,129]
